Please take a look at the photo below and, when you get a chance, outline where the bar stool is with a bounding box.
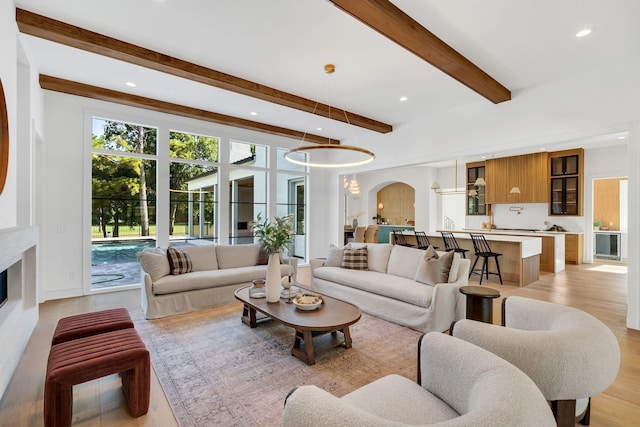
[440,232,469,259]
[414,231,438,250]
[392,230,413,247]
[469,234,503,285]
[364,225,379,243]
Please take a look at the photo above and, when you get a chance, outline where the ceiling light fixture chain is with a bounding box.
[284,64,375,168]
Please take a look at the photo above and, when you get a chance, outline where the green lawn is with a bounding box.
[91,224,200,239]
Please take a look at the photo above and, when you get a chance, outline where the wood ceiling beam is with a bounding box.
[16,8,392,134]
[329,0,511,104]
[39,75,337,145]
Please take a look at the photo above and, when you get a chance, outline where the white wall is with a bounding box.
[583,144,629,262]
[0,0,18,227]
[343,166,436,233]
[0,1,39,400]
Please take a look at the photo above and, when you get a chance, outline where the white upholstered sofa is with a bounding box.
[310,243,470,332]
[138,243,296,319]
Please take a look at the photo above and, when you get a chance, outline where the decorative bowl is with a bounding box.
[292,293,323,311]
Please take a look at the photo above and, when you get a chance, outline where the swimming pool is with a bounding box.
[91,240,156,265]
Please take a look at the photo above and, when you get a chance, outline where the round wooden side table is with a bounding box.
[459,286,501,323]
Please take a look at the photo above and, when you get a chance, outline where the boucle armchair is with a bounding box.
[281,332,555,427]
[451,296,620,427]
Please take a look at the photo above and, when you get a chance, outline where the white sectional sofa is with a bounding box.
[138,243,296,319]
[310,243,470,332]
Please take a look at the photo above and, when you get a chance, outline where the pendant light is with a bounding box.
[284,64,375,168]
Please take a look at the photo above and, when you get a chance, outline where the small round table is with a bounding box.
[459,286,501,323]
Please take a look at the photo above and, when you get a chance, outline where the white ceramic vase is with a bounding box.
[266,252,281,303]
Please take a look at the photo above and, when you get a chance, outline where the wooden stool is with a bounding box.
[459,286,501,323]
[45,329,150,427]
[52,308,134,345]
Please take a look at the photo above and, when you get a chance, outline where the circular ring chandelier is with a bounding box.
[284,64,375,168]
[284,144,375,168]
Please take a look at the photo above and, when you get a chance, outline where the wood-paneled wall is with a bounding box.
[377,182,415,225]
[594,178,626,230]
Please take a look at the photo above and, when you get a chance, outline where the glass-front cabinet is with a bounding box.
[551,155,579,176]
[551,176,578,215]
[549,150,583,216]
[466,163,486,215]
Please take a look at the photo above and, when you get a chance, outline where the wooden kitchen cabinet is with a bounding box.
[549,149,584,216]
[485,152,548,204]
[565,233,584,264]
[466,162,487,215]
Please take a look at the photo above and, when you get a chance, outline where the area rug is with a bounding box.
[134,303,423,427]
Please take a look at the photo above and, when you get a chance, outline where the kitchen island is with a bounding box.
[460,229,565,274]
[393,231,542,287]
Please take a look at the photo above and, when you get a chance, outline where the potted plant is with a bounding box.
[252,213,294,302]
[593,220,602,231]
[372,214,385,225]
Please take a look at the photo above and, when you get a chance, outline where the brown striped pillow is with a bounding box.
[342,247,368,270]
[167,247,193,275]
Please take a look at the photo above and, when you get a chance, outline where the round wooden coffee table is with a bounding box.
[459,286,501,323]
[235,286,361,365]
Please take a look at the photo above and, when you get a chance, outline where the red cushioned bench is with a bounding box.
[45,328,150,427]
[51,308,134,345]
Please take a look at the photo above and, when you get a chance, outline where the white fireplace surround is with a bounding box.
[0,226,38,400]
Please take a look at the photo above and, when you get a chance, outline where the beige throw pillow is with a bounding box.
[136,251,170,282]
[414,248,454,286]
[365,243,393,273]
[325,244,345,267]
[387,245,424,279]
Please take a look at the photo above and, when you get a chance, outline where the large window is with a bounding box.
[89,116,309,292]
[91,118,157,289]
[277,148,307,259]
[169,130,219,245]
[229,141,267,245]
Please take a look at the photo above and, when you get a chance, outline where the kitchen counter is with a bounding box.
[458,229,566,273]
[394,231,542,287]
[377,225,414,243]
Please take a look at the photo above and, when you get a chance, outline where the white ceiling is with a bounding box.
[14,0,640,170]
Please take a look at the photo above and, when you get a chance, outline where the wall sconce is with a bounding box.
[474,177,486,186]
[468,189,478,197]
[378,202,384,210]
[509,206,525,214]
[510,187,521,194]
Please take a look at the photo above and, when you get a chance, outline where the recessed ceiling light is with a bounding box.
[617,135,627,139]
[125,81,136,87]
[540,147,546,151]
[316,127,323,131]
[250,111,258,116]
[576,29,592,38]
[399,96,408,102]
[481,156,487,159]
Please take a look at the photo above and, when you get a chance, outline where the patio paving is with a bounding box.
[91,261,141,289]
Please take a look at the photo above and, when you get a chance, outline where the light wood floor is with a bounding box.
[1,262,638,426]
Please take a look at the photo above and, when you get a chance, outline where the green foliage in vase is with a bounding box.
[252,213,295,254]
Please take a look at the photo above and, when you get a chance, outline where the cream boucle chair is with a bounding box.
[451,296,620,427]
[281,332,555,427]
